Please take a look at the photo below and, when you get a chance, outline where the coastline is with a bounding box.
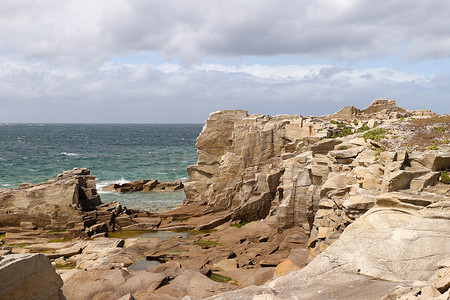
[1,99,450,299]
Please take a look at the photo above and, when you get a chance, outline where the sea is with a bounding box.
[0,123,203,212]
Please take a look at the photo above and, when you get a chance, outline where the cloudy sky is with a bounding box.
[1,0,449,123]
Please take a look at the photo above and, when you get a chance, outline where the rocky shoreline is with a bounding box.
[1,99,450,299]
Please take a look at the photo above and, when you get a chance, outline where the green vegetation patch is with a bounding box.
[107,230,155,239]
[332,127,354,138]
[49,238,70,243]
[167,249,189,253]
[4,243,29,248]
[0,233,6,240]
[171,217,190,223]
[230,222,249,228]
[364,128,386,142]
[357,123,370,133]
[208,272,232,283]
[54,260,77,270]
[188,229,218,235]
[428,145,439,150]
[441,171,450,184]
[374,147,385,160]
[192,240,222,246]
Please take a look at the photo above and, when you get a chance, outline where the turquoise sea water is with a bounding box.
[0,124,202,211]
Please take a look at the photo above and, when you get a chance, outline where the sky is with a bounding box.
[0,0,449,123]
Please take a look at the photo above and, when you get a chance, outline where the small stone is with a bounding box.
[20,222,36,230]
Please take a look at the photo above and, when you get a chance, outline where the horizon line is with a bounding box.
[0,122,204,125]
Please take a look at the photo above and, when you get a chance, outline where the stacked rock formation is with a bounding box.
[0,168,124,239]
[0,168,100,228]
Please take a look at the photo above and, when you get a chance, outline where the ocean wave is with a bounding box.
[59,152,80,157]
[1,183,12,187]
[97,177,130,193]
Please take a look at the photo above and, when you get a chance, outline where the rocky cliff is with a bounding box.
[183,99,450,298]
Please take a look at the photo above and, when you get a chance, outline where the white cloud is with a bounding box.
[0,61,447,123]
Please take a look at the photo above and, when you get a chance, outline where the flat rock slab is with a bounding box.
[3,237,50,245]
[25,242,73,251]
[217,267,275,287]
[270,270,406,300]
[44,245,83,259]
[208,270,403,300]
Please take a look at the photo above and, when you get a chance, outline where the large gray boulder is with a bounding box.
[0,253,64,300]
[301,207,450,282]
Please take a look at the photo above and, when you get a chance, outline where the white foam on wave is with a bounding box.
[59,152,80,157]
[1,183,12,187]
[97,177,130,194]
[179,177,189,183]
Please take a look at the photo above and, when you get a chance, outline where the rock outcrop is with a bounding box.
[0,253,64,300]
[0,168,133,241]
[102,179,184,193]
[184,100,449,252]
[0,168,101,229]
[180,99,450,299]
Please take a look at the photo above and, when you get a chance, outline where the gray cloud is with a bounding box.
[0,1,449,123]
[1,1,450,64]
[100,0,450,62]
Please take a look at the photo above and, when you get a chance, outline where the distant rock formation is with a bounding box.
[329,98,436,121]
[102,179,184,193]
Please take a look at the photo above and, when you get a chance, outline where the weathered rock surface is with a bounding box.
[177,99,450,299]
[0,253,64,300]
[0,168,101,229]
[2,99,449,299]
[0,169,136,241]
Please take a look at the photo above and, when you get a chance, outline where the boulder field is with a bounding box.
[0,99,449,299]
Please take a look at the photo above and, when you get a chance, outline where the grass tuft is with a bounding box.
[364,128,386,142]
[357,123,371,133]
[441,171,450,184]
[192,240,222,246]
[208,272,233,283]
[230,222,249,228]
[49,239,69,243]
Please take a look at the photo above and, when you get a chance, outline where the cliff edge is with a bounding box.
[182,99,450,299]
